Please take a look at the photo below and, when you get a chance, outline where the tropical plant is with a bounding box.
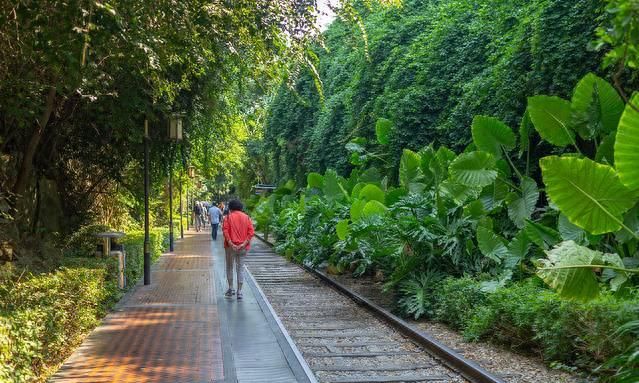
[527,74,639,300]
[601,316,639,382]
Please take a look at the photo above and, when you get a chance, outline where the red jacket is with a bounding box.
[222,211,255,250]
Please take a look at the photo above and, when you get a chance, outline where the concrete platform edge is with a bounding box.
[244,267,318,383]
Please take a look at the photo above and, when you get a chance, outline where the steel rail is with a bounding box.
[253,233,505,383]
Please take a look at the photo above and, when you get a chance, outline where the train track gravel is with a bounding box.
[245,240,472,383]
[327,273,582,383]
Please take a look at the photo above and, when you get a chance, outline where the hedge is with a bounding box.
[0,228,168,383]
[431,278,639,372]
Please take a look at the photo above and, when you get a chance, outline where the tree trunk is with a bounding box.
[13,86,56,197]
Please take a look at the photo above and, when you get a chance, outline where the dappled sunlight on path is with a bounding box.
[51,231,224,383]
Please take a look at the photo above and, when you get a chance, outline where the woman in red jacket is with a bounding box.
[222,199,255,299]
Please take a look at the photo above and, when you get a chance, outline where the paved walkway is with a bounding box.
[52,229,306,383]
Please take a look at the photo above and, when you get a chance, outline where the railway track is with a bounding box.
[245,238,504,383]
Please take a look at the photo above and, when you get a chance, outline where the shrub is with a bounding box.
[0,227,169,382]
[432,278,639,371]
[61,224,110,258]
[0,267,112,382]
[120,228,168,287]
[433,277,486,330]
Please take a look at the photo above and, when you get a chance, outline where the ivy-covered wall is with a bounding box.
[265,0,604,183]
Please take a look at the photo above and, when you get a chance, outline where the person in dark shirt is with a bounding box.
[193,202,203,232]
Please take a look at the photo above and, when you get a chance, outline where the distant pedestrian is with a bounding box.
[222,199,254,300]
[208,203,223,240]
[218,202,226,223]
[193,202,203,232]
[201,202,207,230]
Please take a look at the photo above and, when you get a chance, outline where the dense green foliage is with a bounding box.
[253,70,639,379]
[429,278,637,371]
[249,3,639,378]
[0,228,167,383]
[264,0,611,184]
[0,0,321,266]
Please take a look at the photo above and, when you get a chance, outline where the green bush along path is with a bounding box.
[0,228,168,383]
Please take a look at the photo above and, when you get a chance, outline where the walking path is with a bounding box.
[52,229,307,383]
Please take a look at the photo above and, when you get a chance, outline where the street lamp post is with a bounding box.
[179,177,184,239]
[187,166,195,230]
[143,119,151,285]
[168,114,183,252]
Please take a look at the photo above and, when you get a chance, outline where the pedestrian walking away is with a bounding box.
[208,202,223,240]
[222,199,254,300]
[193,202,203,232]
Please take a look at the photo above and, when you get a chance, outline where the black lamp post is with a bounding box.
[179,177,184,239]
[143,119,151,285]
[187,166,195,229]
[168,114,183,252]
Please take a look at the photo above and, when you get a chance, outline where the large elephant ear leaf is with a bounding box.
[476,226,508,264]
[471,116,516,158]
[558,214,588,244]
[518,110,532,158]
[362,200,388,217]
[359,184,385,203]
[541,156,638,234]
[505,176,539,229]
[524,220,561,250]
[449,151,497,187]
[399,149,425,192]
[528,95,575,147]
[595,131,616,165]
[571,73,624,138]
[385,187,408,207]
[323,169,346,201]
[375,118,394,145]
[419,145,436,184]
[307,172,324,189]
[506,230,531,268]
[336,219,350,240]
[350,199,367,221]
[537,241,603,301]
[440,180,482,205]
[614,93,639,190]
